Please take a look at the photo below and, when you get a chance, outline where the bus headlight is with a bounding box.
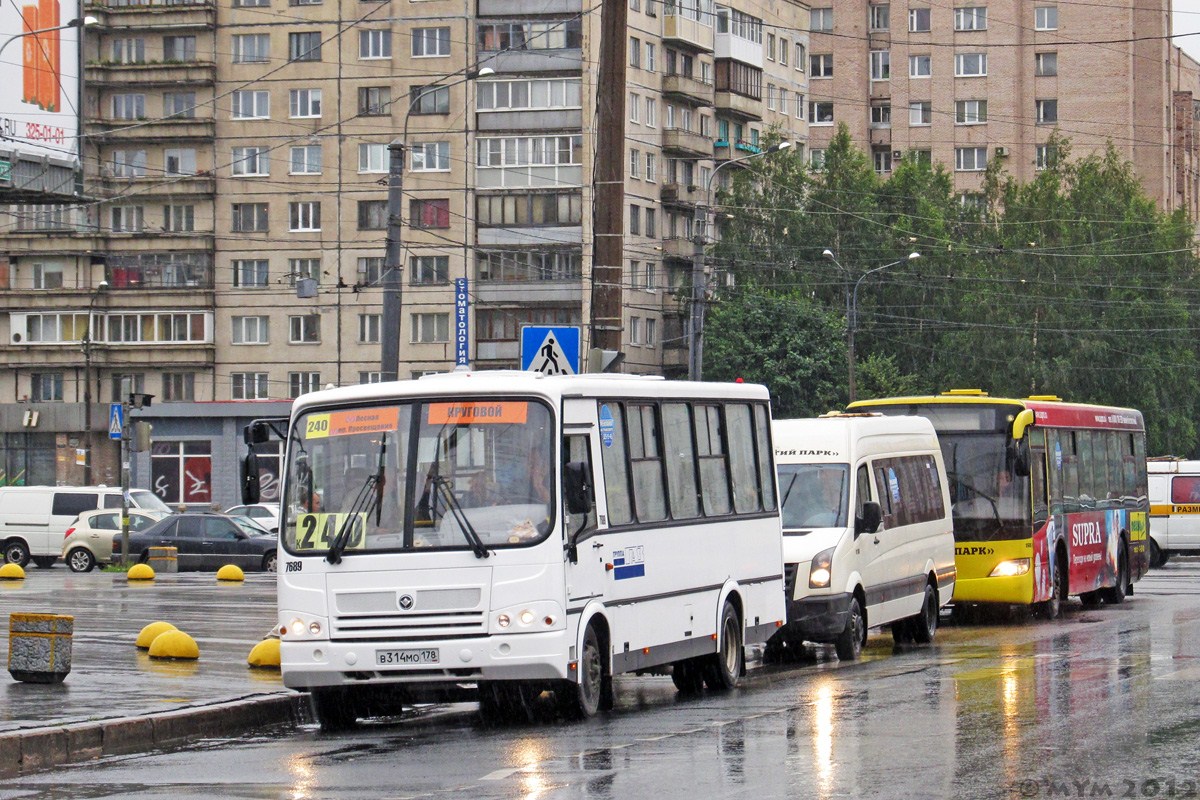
[279,612,329,641]
[809,547,835,589]
[490,601,565,634]
[989,559,1030,578]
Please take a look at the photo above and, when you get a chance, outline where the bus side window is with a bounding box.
[564,434,597,535]
[1031,446,1048,527]
[855,464,872,519]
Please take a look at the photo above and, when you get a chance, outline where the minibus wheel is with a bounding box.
[1149,539,1167,569]
[3,539,29,567]
[834,597,865,661]
[909,583,939,644]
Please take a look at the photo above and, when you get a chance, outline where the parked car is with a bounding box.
[62,508,172,572]
[115,513,278,572]
[224,503,280,533]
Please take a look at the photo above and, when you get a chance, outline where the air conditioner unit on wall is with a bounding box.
[892,150,902,159]
[995,146,1008,156]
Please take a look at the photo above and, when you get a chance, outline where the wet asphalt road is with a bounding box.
[5,561,1200,800]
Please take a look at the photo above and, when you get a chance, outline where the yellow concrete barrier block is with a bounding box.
[147,629,200,660]
[135,621,178,650]
[247,638,281,669]
[127,563,155,581]
[216,564,245,582]
[0,564,25,580]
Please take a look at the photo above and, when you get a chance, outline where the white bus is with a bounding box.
[250,372,785,728]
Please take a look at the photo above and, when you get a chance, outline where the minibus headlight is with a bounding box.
[809,547,835,589]
[989,558,1030,578]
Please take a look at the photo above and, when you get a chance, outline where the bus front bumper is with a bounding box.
[952,574,1035,605]
[281,630,571,691]
[779,593,854,642]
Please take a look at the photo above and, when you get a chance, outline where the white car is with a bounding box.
[62,508,172,572]
[224,503,280,533]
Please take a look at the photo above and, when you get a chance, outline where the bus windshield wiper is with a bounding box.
[432,475,490,559]
[327,434,387,564]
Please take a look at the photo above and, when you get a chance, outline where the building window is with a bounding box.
[629,205,641,236]
[231,204,269,233]
[231,90,270,119]
[288,372,321,398]
[870,103,891,127]
[358,143,388,173]
[646,42,656,71]
[30,372,63,402]
[955,99,987,124]
[411,85,450,115]
[810,101,834,124]
[870,50,890,80]
[162,373,194,402]
[630,92,640,123]
[954,6,987,30]
[164,149,196,176]
[909,7,931,31]
[475,192,582,226]
[1036,52,1058,76]
[111,94,145,120]
[162,35,195,61]
[232,373,269,400]
[795,42,806,71]
[1035,143,1058,170]
[913,149,933,166]
[869,4,889,30]
[232,146,269,176]
[359,371,382,384]
[646,98,657,127]
[810,7,833,31]
[288,258,320,286]
[289,144,322,175]
[31,262,63,289]
[411,26,450,56]
[1035,6,1057,30]
[289,88,322,118]
[1037,98,1058,124]
[357,200,387,230]
[232,316,270,344]
[289,201,321,232]
[955,146,988,171]
[358,257,384,286]
[810,149,827,170]
[411,198,450,228]
[164,205,195,232]
[358,86,390,115]
[476,19,582,51]
[646,152,656,182]
[873,149,892,174]
[909,54,931,77]
[645,208,657,237]
[411,255,449,284]
[110,149,147,178]
[477,78,582,111]
[811,54,833,78]
[411,142,450,171]
[359,30,392,59]
[164,91,196,118]
[150,441,212,504]
[289,314,321,343]
[232,34,270,63]
[954,53,987,77]
[629,37,641,68]
[359,314,381,343]
[110,374,145,402]
[233,259,269,288]
[630,316,642,345]
[288,31,322,61]
[630,148,641,178]
[909,101,932,125]
[411,313,449,343]
[110,206,144,233]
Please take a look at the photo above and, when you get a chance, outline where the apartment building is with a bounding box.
[0,0,808,503]
[805,0,1200,218]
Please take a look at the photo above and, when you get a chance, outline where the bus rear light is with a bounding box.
[989,559,1030,578]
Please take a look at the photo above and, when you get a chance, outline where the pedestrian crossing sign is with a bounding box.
[521,326,580,375]
[109,403,124,440]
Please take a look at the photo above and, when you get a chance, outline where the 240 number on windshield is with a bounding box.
[295,513,366,550]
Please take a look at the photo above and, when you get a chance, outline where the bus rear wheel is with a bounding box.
[702,601,743,690]
[670,658,706,694]
[1101,540,1129,604]
[908,582,939,644]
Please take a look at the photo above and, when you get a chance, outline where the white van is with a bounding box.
[771,414,956,660]
[1147,458,1200,567]
[0,486,172,568]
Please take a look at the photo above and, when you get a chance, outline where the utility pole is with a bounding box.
[379,141,405,383]
[590,0,628,354]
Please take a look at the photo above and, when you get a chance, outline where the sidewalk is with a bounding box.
[0,567,305,777]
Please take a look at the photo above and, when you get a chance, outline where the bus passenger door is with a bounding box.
[562,413,606,606]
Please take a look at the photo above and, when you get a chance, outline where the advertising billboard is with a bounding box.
[0,0,82,168]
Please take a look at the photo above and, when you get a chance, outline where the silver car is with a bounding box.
[62,508,171,572]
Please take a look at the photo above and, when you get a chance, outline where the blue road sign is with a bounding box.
[108,403,124,440]
[521,326,581,375]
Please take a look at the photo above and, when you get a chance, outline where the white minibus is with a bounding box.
[1147,457,1200,567]
[771,414,955,660]
[251,372,786,728]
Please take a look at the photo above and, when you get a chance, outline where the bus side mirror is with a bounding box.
[564,461,594,515]
[244,421,272,445]
[242,452,261,505]
[856,501,882,536]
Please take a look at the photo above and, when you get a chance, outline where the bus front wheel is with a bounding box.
[311,687,360,731]
[559,624,609,719]
[1101,540,1129,604]
[834,597,866,661]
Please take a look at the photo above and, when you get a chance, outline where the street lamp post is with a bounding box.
[688,140,791,381]
[81,280,108,485]
[379,66,494,383]
[0,16,97,60]
[824,249,920,402]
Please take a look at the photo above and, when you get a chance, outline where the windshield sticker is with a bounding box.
[304,408,400,440]
[888,468,901,503]
[599,404,615,447]
[427,402,529,425]
[294,513,367,550]
[612,545,645,580]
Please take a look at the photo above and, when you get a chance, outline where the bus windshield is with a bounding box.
[281,399,555,555]
[940,433,1030,542]
[777,464,849,530]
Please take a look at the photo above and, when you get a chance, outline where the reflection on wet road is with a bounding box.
[7,562,1200,800]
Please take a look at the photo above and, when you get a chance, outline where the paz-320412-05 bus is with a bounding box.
[245,372,786,728]
[848,390,1149,618]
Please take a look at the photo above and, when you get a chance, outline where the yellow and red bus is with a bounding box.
[848,390,1149,616]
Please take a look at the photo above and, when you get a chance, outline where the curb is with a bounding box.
[0,692,308,779]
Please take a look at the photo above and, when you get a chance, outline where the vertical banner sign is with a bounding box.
[454,278,469,367]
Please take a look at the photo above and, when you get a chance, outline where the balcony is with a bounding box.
[478,49,582,74]
[84,116,214,143]
[661,183,702,206]
[663,13,714,52]
[662,127,712,157]
[85,61,216,87]
[714,90,762,121]
[869,127,892,148]
[660,237,693,261]
[474,278,583,304]
[478,0,581,14]
[85,0,216,29]
[662,73,715,106]
[99,173,215,197]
